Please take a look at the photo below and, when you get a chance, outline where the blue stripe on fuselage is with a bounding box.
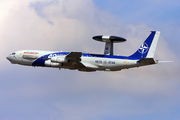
[32,52,139,66]
[84,53,139,60]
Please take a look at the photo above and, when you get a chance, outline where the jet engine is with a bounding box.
[45,60,62,67]
[51,56,68,63]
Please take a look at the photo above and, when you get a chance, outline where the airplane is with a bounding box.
[7,31,162,72]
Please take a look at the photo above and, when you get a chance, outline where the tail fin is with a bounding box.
[129,31,160,59]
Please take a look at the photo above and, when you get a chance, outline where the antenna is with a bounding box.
[92,35,126,55]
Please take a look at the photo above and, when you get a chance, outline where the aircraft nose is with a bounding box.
[6,55,10,60]
[6,55,15,64]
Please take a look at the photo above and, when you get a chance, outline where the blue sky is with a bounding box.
[0,0,180,120]
[93,0,180,54]
[93,0,180,24]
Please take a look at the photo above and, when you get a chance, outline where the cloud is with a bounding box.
[29,0,59,25]
[0,0,180,120]
[1,0,179,96]
[1,66,179,120]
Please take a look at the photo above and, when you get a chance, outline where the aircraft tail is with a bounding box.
[129,31,160,59]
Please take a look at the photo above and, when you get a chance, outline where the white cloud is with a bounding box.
[1,0,179,94]
[1,0,179,92]
[0,0,180,119]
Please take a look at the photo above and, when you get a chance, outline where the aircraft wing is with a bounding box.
[65,52,84,67]
[65,52,96,72]
[66,52,82,60]
[81,62,98,68]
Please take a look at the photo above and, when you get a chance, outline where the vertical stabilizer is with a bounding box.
[129,31,160,59]
[146,31,160,58]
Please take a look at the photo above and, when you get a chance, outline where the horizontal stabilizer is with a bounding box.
[138,58,157,64]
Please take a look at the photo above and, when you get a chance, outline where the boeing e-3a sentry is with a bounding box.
[7,31,161,72]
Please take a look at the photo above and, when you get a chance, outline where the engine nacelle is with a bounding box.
[45,60,62,67]
[51,56,68,63]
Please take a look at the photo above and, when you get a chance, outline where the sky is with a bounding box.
[0,0,180,120]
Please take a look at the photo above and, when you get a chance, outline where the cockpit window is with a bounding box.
[11,53,16,55]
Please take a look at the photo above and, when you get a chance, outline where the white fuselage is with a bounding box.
[6,31,160,72]
[6,50,155,72]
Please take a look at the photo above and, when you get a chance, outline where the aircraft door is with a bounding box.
[123,59,129,65]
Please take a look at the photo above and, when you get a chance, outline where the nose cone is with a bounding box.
[6,55,10,60]
[6,55,15,64]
